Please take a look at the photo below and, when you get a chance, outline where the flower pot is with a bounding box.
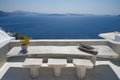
[21,44,28,51]
[20,44,28,54]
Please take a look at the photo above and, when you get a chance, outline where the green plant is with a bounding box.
[20,36,30,45]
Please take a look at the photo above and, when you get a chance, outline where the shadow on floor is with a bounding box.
[1,67,77,80]
[86,65,119,80]
[7,57,26,62]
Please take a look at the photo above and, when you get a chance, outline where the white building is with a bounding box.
[0,29,14,46]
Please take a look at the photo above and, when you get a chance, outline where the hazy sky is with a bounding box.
[0,0,120,15]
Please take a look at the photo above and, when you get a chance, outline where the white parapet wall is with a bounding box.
[10,39,108,47]
[0,41,10,68]
[107,42,120,60]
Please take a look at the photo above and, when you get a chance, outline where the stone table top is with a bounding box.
[7,45,118,59]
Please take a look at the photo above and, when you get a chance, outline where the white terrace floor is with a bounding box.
[0,58,120,80]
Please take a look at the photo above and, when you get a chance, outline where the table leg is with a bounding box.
[30,67,39,78]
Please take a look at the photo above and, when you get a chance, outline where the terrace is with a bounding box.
[0,39,120,80]
[0,30,120,80]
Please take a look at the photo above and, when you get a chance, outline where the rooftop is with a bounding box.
[0,30,120,80]
[0,29,14,45]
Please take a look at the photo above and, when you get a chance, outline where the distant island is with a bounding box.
[0,10,87,16]
[0,11,11,16]
[0,10,120,17]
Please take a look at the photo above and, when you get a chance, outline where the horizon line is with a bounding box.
[0,10,120,16]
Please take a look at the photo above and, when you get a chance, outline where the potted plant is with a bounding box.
[20,36,30,51]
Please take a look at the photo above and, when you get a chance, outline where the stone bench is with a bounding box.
[48,58,67,77]
[23,58,43,78]
[23,58,94,79]
[73,59,94,80]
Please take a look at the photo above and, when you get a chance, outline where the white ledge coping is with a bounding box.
[10,39,107,42]
[107,40,120,44]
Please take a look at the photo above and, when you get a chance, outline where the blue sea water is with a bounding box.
[0,15,120,39]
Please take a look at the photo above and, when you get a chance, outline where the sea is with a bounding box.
[0,15,120,39]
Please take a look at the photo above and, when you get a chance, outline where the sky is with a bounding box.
[0,0,120,15]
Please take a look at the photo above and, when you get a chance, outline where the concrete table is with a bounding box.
[23,58,43,78]
[48,58,67,77]
[7,45,119,66]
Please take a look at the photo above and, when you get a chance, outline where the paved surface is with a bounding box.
[0,60,120,80]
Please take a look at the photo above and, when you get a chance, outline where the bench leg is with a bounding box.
[76,66,86,80]
[53,67,61,77]
[30,67,39,78]
[91,56,96,66]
